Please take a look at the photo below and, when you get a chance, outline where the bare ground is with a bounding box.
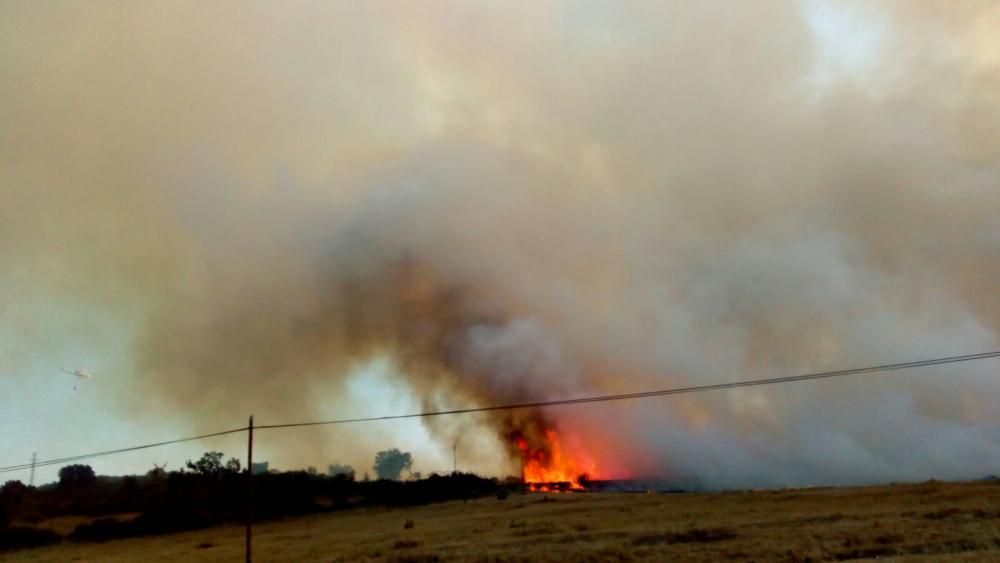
[9,480,1000,562]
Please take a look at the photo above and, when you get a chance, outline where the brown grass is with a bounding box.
[17,513,139,537]
[8,480,1000,561]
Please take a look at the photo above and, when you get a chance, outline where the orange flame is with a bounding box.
[516,429,599,491]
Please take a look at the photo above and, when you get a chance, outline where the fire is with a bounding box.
[516,429,599,491]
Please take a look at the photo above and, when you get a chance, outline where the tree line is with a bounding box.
[1,448,516,551]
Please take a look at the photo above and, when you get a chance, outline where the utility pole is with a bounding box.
[246,416,254,563]
[520,451,526,493]
[29,453,37,487]
[453,441,457,474]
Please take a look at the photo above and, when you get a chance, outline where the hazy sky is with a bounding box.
[2,1,999,488]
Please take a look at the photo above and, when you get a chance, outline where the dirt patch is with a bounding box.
[631,527,737,545]
[833,546,897,560]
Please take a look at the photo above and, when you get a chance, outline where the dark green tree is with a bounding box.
[225,457,242,473]
[0,480,29,502]
[0,480,30,526]
[328,463,354,478]
[373,449,413,480]
[186,451,225,475]
[58,464,96,489]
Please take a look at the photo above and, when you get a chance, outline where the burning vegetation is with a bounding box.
[512,428,601,492]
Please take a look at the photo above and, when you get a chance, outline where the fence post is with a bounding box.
[246,415,254,563]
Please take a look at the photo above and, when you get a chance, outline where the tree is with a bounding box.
[328,464,354,478]
[58,464,96,489]
[186,451,224,476]
[373,449,413,480]
[0,480,29,502]
[0,480,30,526]
[225,457,242,473]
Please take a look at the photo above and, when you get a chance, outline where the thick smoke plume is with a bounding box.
[2,1,999,487]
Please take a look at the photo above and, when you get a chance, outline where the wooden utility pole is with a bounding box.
[246,416,254,563]
[29,453,37,487]
[453,441,457,474]
[520,451,526,493]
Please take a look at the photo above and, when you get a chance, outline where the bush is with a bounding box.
[70,517,140,542]
[70,508,231,543]
[0,526,61,551]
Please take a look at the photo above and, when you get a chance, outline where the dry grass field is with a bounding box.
[9,480,1000,562]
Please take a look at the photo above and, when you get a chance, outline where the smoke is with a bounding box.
[2,0,999,487]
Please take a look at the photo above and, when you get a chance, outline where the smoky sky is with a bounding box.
[2,1,999,487]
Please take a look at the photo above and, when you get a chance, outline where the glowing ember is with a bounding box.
[516,429,599,491]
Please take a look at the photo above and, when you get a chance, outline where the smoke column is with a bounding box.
[2,1,999,487]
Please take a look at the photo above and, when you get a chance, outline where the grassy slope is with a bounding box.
[9,481,1000,562]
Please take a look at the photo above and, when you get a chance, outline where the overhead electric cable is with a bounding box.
[0,427,247,474]
[256,350,1000,430]
[2,350,998,475]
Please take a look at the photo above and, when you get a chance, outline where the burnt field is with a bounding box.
[9,479,1000,562]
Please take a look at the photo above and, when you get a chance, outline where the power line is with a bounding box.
[0,427,247,475]
[256,350,1000,430]
[2,349,998,475]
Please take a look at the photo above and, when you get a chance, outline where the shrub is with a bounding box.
[0,526,61,551]
[70,517,140,542]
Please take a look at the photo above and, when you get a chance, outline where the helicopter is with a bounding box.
[61,368,93,390]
